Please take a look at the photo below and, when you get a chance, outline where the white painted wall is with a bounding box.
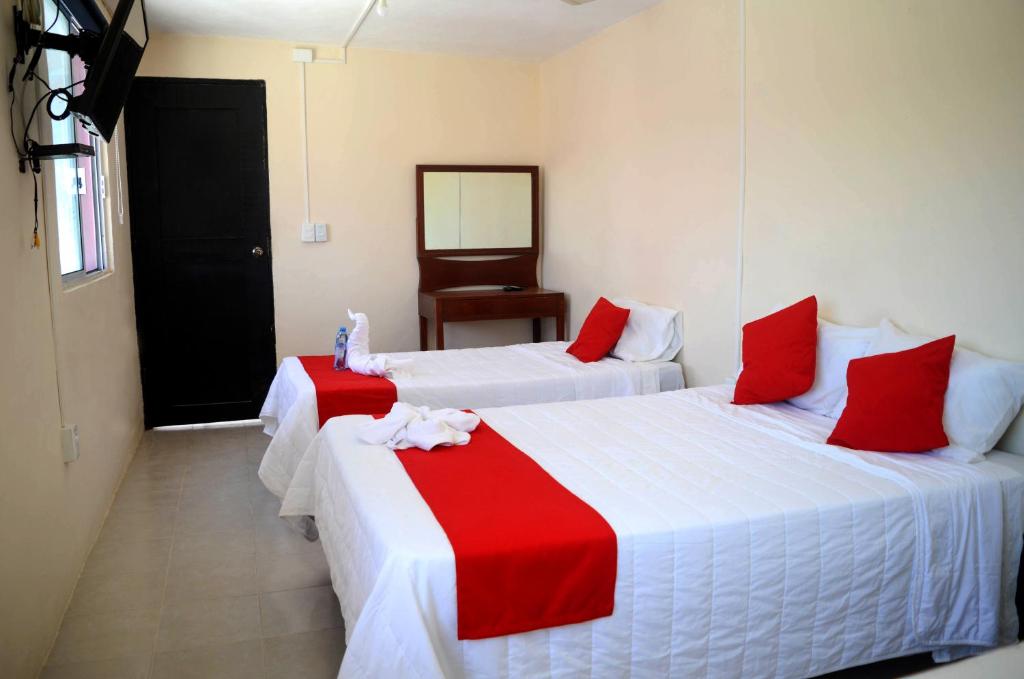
[541,0,1024,452]
[0,9,144,677]
[541,0,742,387]
[743,0,1024,453]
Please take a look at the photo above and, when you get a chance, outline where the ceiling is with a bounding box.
[141,0,664,61]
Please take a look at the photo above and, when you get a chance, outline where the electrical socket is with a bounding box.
[314,223,328,242]
[301,222,316,242]
[61,424,79,464]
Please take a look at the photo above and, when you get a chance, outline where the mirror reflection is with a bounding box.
[423,171,533,250]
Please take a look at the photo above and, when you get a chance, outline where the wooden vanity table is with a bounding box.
[416,164,565,350]
[418,287,565,351]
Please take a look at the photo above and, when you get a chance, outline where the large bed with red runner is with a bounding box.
[258,341,683,500]
[279,385,1024,679]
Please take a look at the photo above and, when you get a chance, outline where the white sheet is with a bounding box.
[258,341,684,499]
[298,386,1023,679]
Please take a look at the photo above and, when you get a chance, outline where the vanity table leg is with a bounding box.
[435,320,445,351]
[532,318,542,343]
[419,316,428,351]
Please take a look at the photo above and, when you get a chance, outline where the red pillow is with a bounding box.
[566,297,631,363]
[827,335,955,453]
[733,296,818,404]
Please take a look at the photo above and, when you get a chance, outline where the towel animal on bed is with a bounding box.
[346,310,413,377]
[359,403,481,451]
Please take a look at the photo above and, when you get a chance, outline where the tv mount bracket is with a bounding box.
[12,7,101,68]
[11,7,100,172]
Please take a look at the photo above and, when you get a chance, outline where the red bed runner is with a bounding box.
[298,356,398,426]
[395,418,617,640]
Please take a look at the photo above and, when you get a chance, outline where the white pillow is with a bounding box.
[833,319,1024,458]
[788,320,876,417]
[610,298,683,362]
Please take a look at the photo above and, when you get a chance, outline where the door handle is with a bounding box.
[252,246,265,258]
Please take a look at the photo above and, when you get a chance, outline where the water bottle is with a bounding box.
[333,326,348,371]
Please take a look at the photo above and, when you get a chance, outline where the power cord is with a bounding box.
[7,5,85,248]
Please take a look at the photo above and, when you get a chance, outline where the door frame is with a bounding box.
[125,77,277,428]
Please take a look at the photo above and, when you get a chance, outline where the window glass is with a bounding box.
[43,0,107,278]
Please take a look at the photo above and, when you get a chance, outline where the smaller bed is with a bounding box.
[258,340,684,499]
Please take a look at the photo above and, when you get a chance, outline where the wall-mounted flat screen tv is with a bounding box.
[68,0,148,141]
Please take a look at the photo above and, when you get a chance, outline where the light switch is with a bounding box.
[61,424,79,463]
[314,223,329,242]
[301,222,316,242]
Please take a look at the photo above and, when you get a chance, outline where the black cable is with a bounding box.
[7,4,73,244]
[43,7,61,35]
[46,87,72,120]
[22,88,53,151]
[6,57,16,93]
[24,8,73,89]
[8,5,64,159]
[8,50,27,161]
[9,89,23,161]
[31,167,41,249]
[18,76,87,155]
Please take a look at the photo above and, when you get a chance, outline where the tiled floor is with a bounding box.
[42,424,346,679]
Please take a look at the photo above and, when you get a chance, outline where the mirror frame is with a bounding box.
[416,164,540,257]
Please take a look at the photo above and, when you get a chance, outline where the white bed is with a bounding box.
[258,341,684,499]
[281,385,1024,679]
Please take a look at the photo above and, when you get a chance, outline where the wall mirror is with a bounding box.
[417,165,539,256]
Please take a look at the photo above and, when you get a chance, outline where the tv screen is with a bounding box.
[71,0,148,142]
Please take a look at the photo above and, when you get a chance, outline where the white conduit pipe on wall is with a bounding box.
[296,0,373,224]
[734,0,747,372]
[296,56,344,226]
[299,61,311,224]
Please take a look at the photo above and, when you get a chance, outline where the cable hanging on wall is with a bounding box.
[7,8,57,247]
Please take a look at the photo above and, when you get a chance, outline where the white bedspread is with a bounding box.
[299,386,1023,679]
[258,341,683,500]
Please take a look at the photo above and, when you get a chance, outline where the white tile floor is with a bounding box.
[42,424,345,679]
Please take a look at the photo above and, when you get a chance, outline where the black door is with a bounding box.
[126,78,276,428]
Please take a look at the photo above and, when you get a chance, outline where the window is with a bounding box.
[43,0,108,281]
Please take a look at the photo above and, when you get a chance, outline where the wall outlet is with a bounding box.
[301,222,316,242]
[61,424,80,464]
[314,223,328,242]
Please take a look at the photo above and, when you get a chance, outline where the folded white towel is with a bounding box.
[346,310,412,377]
[359,402,481,451]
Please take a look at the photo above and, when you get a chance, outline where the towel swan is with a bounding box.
[346,309,412,377]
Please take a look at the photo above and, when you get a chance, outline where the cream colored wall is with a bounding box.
[138,34,543,354]
[0,10,144,679]
[742,0,1024,452]
[540,0,1023,451]
[540,0,741,386]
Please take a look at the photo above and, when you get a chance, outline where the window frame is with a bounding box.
[37,0,114,290]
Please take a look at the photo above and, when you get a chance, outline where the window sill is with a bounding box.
[61,268,114,293]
